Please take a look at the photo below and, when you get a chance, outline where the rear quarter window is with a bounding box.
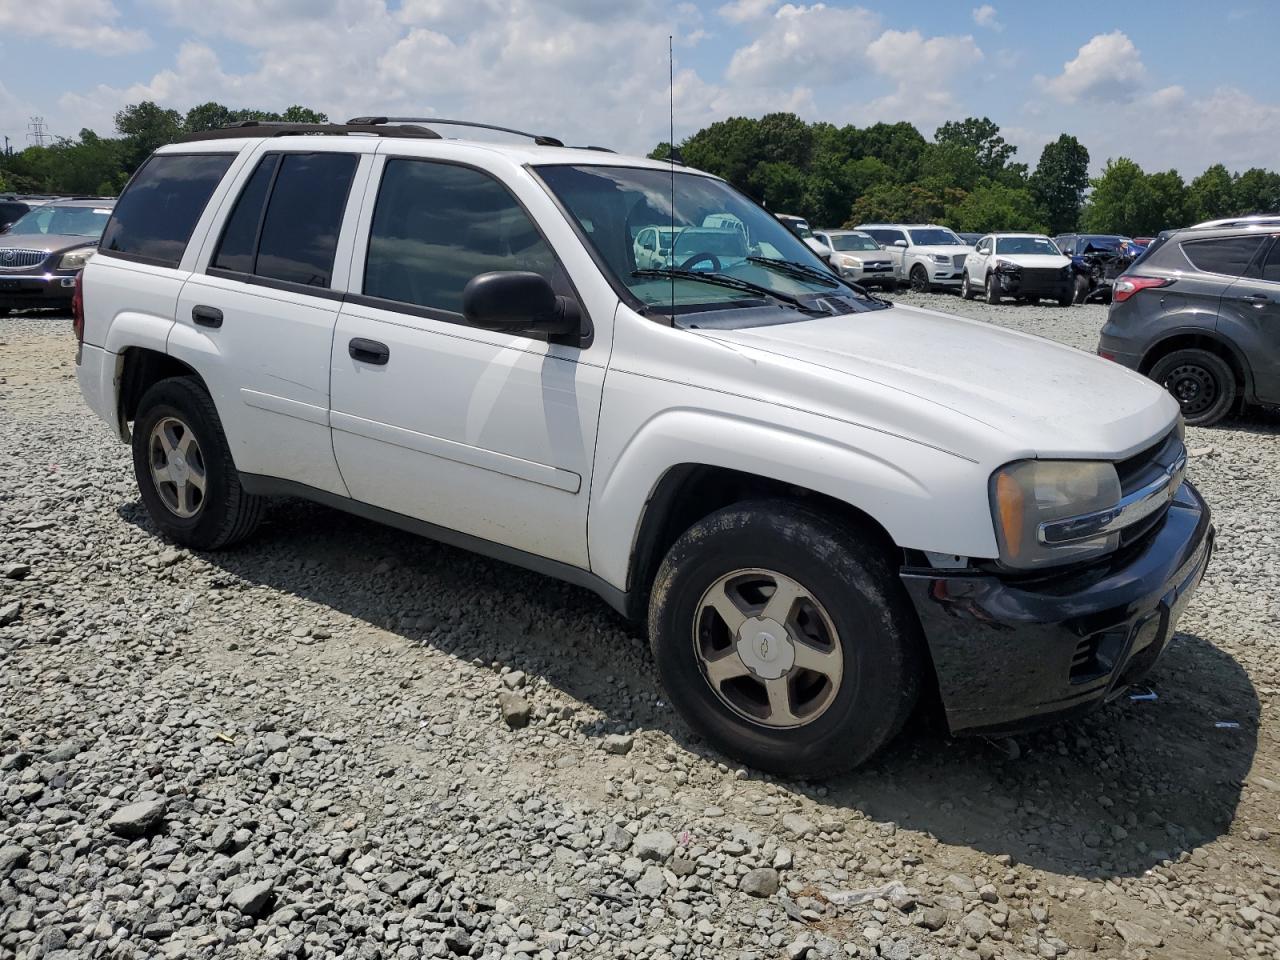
[100,153,235,267]
[1180,235,1267,277]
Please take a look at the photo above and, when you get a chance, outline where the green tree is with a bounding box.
[184,101,238,133]
[1081,158,1147,234]
[1029,134,1090,234]
[851,121,928,181]
[115,101,183,166]
[748,161,807,213]
[945,182,1045,233]
[1187,163,1236,223]
[1139,170,1189,234]
[934,117,1016,178]
[280,105,328,124]
[1234,168,1280,214]
[844,182,956,226]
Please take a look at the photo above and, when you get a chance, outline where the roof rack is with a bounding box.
[347,116,565,148]
[1191,213,1280,229]
[178,121,443,143]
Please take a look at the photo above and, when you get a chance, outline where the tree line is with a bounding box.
[4,102,1278,238]
[651,114,1280,236]
[0,102,328,197]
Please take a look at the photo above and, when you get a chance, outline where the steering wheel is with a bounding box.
[680,252,722,272]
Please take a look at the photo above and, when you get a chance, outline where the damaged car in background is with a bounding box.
[961,233,1075,306]
[1054,233,1143,304]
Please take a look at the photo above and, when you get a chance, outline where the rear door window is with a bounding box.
[1181,235,1267,277]
[1259,238,1280,283]
[209,152,357,288]
[100,153,235,267]
[863,228,906,246]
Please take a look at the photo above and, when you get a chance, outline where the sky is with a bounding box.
[1,0,1278,178]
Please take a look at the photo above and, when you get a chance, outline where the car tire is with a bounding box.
[985,272,1002,304]
[1057,293,1073,307]
[960,273,976,300]
[1073,274,1090,304]
[909,265,930,293]
[648,499,922,778]
[1147,349,1237,427]
[131,376,266,549]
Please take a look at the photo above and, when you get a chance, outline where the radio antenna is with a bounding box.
[669,34,676,318]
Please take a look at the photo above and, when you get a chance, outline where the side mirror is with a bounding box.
[462,271,579,337]
[893,239,908,248]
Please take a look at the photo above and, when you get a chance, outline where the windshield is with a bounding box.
[996,236,1061,256]
[536,164,857,315]
[829,233,881,252]
[6,204,112,238]
[908,228,963,246]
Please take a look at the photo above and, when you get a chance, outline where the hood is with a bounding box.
[0,234,97,255]
[991,253,1071,269]
[697,302,1178,461]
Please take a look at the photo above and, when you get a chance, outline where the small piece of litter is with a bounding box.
[1215,721,1241,729]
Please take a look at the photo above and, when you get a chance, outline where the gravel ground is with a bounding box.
[2,300,1278,960]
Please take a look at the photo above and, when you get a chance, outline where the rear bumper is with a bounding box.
[901,481,1213,735]
[0,272,77,310]
[75,343,122,438]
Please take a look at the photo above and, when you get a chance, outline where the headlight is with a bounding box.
[931,253,950,263]
[995,259,1021,272]
[58,248,96,271]
[840,255,863,268]
[990,460,1121,569]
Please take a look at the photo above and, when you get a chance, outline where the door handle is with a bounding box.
[1240,293,1270,307]
[348,338,390,365]
[192,305,223,328]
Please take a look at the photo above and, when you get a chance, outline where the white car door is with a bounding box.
[968,236,993,278]
[172,141,374,496]
[328,153,610,568]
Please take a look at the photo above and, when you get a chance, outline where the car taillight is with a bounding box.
[1112,275,1171,303]
[71,269,85,344]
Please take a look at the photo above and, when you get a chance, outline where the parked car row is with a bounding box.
[0,197,116,317]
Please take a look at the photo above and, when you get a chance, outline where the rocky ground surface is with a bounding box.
[1,301,1278,960]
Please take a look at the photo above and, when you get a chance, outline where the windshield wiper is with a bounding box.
[632,268,826,314]
[746,256,841,289]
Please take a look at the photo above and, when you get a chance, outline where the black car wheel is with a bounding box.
[1148,349,1236,427]
[909,265,930,293]
[132,376,266,548]
[985,272,1002,304]
[648,500,922,777]
[1073,274,1090,304]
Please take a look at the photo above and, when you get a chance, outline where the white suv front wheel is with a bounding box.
[648,500,922,776]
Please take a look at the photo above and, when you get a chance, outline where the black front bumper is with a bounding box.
[0,273,77,310]
[902,481,1213,735]
[996,270,1074,299]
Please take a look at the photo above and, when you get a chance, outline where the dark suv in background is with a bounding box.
[1097,216,1280,425]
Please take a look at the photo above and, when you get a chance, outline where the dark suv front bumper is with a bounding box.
[901,481,1213,735]
[0,272,78,311]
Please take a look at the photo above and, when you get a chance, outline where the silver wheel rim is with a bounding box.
[693,568,844,729]
[148,416,207,519]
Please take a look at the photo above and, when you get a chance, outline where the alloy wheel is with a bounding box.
[693,568,844,729]
[148,416,207,518]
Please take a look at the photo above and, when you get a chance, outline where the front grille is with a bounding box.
[0,248,49,271]
[863,261,892,272]
[1019,267,1067,285]
[952,254,967,269]
[1115,429,1185,546]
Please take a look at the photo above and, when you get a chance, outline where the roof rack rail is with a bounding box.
[1191,213,1280,229]
[347,116,565,148]
[178,121,443,143]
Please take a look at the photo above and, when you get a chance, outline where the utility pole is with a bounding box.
[26,117,50,148]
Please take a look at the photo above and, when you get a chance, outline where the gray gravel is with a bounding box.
[2,303,1279,960]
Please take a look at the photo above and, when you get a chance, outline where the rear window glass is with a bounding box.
[1181,235,1266,277]
[254,153,357,287]
[101,153,234,267]
[1260,240,1280,283]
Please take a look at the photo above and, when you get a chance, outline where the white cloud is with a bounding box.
[864,30,984,127]
[718,0,777,22]
[1040,30,1145,104]
[971,4,1001,30]
[726,3,880,85]
[0,0,148,54]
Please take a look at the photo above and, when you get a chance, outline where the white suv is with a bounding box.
[74,119,1213,777]
[856,223,973,291]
